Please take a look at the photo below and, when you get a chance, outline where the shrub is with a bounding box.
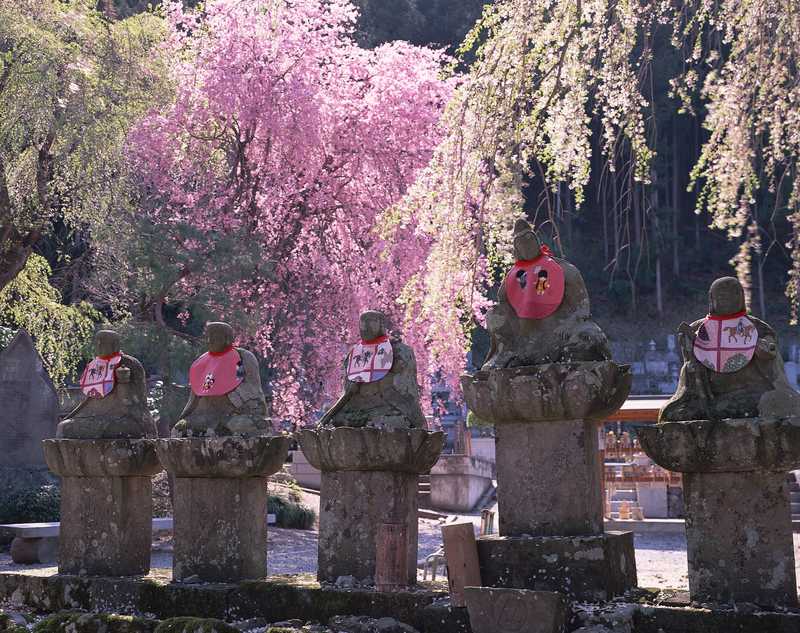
[0,484,60,523]
[267,495,316,530]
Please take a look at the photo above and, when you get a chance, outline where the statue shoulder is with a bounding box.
[236,348,261,373]
[391,340,416,362]
[748,315,776,338]
[121,354,146,377]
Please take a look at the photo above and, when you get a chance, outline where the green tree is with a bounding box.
[0,254,99,384]
[0,0,168,292]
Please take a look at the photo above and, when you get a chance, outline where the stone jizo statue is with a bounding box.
[660,276,800,421]
[318,310,426,430]
[173,322,270,437]
[483,219,610,369]
[57,330,156,439]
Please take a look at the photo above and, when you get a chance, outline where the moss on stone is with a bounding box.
[153,617,239,633]
[33,612,156,633]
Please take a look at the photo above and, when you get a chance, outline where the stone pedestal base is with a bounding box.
[172,476,267,582]
[638,418,800,607]
[42,439,161,576]
[298,427,444,585]
[430,454,494,512]
[476,531,637,602]
[157,436,289,583]
[684,470,797,607]
[496,418,602,536]
[318,470,418,584]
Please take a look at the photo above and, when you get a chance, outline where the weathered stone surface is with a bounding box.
[463,587,566,633]
[461,361,631,424]
[172,476,268,582]
[476,532,637,602]
[43,439,162,478]
[637,417,800,473]
[429,455,493,513]
[58,473,154,576]
[0,330,58,487]
[319,311,426,430]
[156,436,290,478]
[495,418,602,537]
[174,323,270,438]
[682,469,797,607]
[0,574,469,633]
[660,277,800,422]
[158,436,289,582]
[42,439,162,576]
[58,330,157,440]
[298,427,443,474]
[317,470,418,585]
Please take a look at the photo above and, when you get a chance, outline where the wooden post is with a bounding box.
[442,522,481,607]
[375,523,408,591]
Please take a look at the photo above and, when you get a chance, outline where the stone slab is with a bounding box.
[495,418,603,537]
[463,587,566,633]
[683,470,798,607]
[0,330,58,473]
[476,531,637,602]
[318,470,418,584]
[172,476,268,582]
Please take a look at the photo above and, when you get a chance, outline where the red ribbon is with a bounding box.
[97,352,122,361]
[361,334,389,345]
[208,345,235,357]
[706,309,747,321]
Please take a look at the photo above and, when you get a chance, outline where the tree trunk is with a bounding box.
[0,227,40,292]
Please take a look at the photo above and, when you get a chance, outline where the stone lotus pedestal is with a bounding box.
[639,418,800,607]
[42,439,162,576]
[298,427,444,585]
[156,435,289,583]
[461,361,637,601]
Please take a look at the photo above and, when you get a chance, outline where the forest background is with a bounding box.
[1,0,798,426]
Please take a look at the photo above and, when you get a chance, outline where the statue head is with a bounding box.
[205,322,235,353]
[359,310,387,342]
[512,219,541,261]
[709,277,746,316]
[94,330,121,357]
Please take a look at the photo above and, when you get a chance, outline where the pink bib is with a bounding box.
[693,312,758,373]
[505,249,565,320]
[190,347,244,396]
[80,354,122,399]
[347,336,394,383]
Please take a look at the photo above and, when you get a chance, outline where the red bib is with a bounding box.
[190,347,244,396]
[347,336,394,383]
[693,312,758,373]
[80,353,122,399]
[505,248,565,320]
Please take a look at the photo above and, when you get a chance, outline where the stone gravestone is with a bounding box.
[0,330,59,495]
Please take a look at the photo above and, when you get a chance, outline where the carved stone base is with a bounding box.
[42,439,162,576]
[684,470,798,607]
[496,418,603,537]
[298,427,444,585]
[476,531,637,602]
[639,418,800,607]
[156,436,290,582]
[318,469,418,585]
